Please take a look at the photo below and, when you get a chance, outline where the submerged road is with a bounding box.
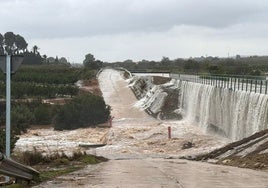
[35,69,268,188]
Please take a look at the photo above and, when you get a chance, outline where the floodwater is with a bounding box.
[18,68,268,187]
[34,158,268,188]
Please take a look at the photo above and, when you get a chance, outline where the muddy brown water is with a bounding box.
[18,69,268,187]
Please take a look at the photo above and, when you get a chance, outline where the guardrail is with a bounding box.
[170,73,268,94]
[0,153,39,183]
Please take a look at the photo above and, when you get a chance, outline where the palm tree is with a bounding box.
[32,45,39,55]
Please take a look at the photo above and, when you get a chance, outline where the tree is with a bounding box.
[15,34,28,54]
[59,57,68,64]
[53,94,110,130]
[183,59,200,73]
[83,53,103,69]
[161,56,170,64]
[83,53,95,68]
[0,33,4,55]
[32,45,39,55]
[4,32,16,55]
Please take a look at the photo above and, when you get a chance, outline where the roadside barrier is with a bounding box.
[0,153,39,182]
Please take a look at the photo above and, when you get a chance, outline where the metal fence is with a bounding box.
[170,73,268,94]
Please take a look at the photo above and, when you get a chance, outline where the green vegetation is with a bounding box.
[11,150,108,186]
[0,32,109,186]
[0,65,91,99]
[0,129,18,153]
[0,62,107,153]
[53,94,111,130]
[83,53,103,70]
[39,166,81,182]
[105,55,268,76]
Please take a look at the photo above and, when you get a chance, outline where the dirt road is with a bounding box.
[34,69,268,187]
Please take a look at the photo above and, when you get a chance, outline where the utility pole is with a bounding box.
[0,55,23,157]
[6,55,11,158]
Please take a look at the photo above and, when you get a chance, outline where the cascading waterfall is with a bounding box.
[179,81,268,141]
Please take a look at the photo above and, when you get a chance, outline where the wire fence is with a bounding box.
[170,73,268,94]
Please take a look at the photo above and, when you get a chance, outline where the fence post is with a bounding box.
[234,78,236,91]
[250,80,253,92]
[260,80,263,94]
[255,80,257,93]
[265,81,268,94]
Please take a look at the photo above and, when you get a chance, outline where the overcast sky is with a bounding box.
[1,0,268,63]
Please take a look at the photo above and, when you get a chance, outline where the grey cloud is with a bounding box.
[1,0,268,39]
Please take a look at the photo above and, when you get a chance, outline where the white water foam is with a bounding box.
[179,81,268,141]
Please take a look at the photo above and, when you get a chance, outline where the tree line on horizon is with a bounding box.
[104,55,268,76]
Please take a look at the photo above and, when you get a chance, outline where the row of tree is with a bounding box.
[0,32,28,55]
[0,82,79,98]
[105,55,268,76]
[0,31,73,65]
[0,66,83,84]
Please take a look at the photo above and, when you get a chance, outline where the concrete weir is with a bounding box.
[130,76,268,141]
[181,81,268,141]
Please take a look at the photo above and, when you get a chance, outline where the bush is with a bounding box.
[11,104,35,134]
[0,128,18,153]
[53,94,110,130]
[16,149,43,166]
[34,104,52,125]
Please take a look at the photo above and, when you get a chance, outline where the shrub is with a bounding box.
[0,128,18,153]
[17,149,43,166]
[11,104,35,134]
[34,104,52,125]
[53,94,110,130]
